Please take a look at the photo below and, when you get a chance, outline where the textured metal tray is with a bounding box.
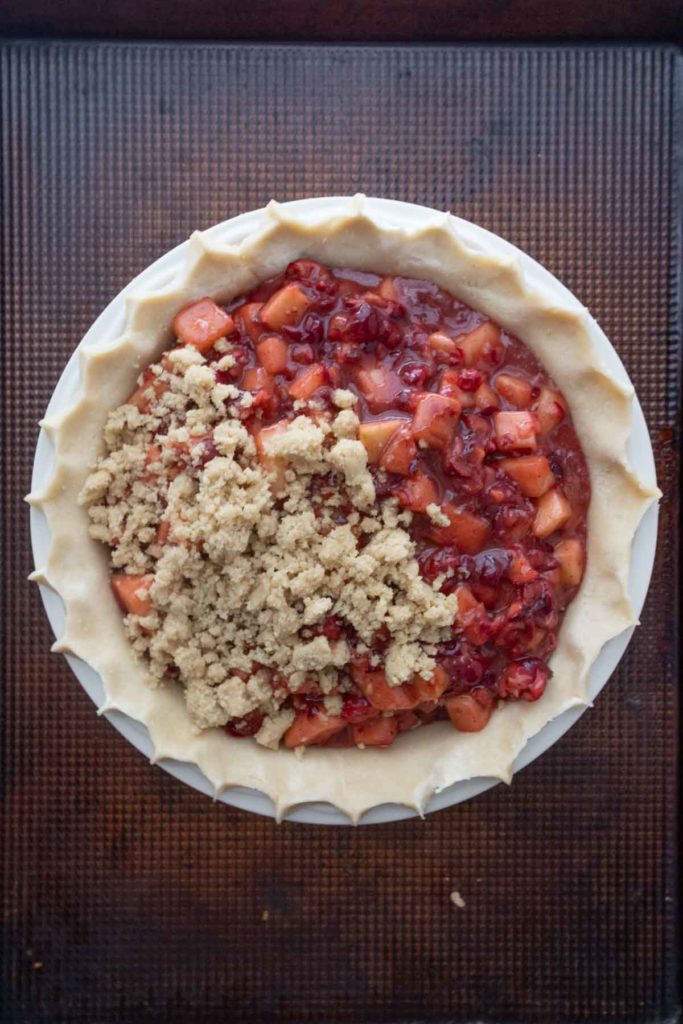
[1,42,680,1024]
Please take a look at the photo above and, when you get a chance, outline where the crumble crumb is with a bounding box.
[426,503,450,527]
[79,347,458,749]
[449,890,466,909]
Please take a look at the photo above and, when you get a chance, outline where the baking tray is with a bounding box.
[1,41,680,1024]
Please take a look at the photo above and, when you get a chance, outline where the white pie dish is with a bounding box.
[28,195,660,825]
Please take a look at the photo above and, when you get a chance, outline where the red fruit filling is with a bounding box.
[110,260,589,751]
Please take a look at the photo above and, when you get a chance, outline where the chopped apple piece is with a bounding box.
[241,366,275,393]
[127,369,168,413]
[445,694,493,732]
[358,418,407,463]
[284,710,346,748]
[429,505,490,553]
[260,284,311,330]
[352,716,399,748]
[111,573,154,616]
[535,386,567,434]
[351,663,419,711]
[411,393,461,450]
[411,665,449,702]
[145,443,162,467]
[554,537,585,585]
[379,423,417,476]
[495,373,533,407]
[253,420,288,460]
[458,321,502,367]
[474,382,500,411]
[533,487,572,539]
[256,335,288,375]
[494,410,537,451]
[172,297,234,353]
[397,473,439,513]
[500,454,554,497]
[428,331,460,354]
[288,363,327,400]
[356,366,405,412]
[233,302,264,342]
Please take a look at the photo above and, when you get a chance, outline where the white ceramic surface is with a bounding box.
[29,197,659,825]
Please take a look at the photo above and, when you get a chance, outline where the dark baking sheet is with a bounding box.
[1,42,680,1024]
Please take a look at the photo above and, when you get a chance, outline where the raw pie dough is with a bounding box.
[28,196,659,822]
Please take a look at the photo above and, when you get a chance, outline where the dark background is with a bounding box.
[1,0,681,1020]
[1,38,680,1024]
[0,0,682,43]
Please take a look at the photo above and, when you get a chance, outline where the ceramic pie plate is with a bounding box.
[28,195,660,825]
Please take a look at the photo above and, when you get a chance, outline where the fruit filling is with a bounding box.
[80,259,589,751]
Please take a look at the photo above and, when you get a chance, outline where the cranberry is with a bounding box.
[320,615,346,642]
[283,312,324,345]
[418,546,461,582]
[471,548,510,585]
[458,369,483,392]
[224,710,264,738]
[193,437,218,466]
[341,693,375,723]
[497,658,549,701]
[285,259,330,285]
[399,361,430,386]
[440,642,489,689]
[291,343,315,364]
[493,502,534,541]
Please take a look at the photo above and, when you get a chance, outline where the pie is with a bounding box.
[29,197,658,819]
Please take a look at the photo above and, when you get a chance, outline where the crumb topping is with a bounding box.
[80,348,457,741]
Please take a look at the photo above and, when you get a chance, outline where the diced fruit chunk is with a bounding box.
[241,366,275,393]
[411,665,449,702]
[260,284,311,330]
[554,537,585,585]
[172,297,234,352]
[397,473,439,513]
[495,373,533,407]
[428,331,460,354]
[352,717,399,748]
[253,420,289,494]
[127,369,168,413]
[475,383,499,412]
[500,455,554,497]
[234,302,264,342]
[494,410,537,451]
[351,664,419,711]
[288,363,327,399]
[356,366,404,412]
[533,487,572,539]
[111,573,154,616]
[257,335,288,374]
[458,322,502,367]
[411,393,461,450]
[284,710,346,748]
[445,694,493,732]
[429,505,490,554]
[379,423,417,476]
[535,386,567,434]
[358,418,407,463]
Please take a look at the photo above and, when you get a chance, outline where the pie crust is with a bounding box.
[28,196,659,822]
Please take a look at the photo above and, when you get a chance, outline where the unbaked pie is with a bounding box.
[30,197,658,819]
